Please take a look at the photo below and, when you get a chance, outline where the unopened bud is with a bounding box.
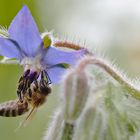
[62,63,89,123]
[73,93,107,140]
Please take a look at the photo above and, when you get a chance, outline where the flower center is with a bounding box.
[21,55,44,72]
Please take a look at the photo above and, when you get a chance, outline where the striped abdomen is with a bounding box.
[0,99,29,117]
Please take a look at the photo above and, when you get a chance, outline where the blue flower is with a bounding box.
[0,5,87,84]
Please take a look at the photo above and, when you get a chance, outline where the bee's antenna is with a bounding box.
[25,106,36,121]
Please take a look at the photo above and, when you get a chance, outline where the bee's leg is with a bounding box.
[23,71,38,91]
[44,70,52,84]
[17,91,23,102]
[41,81,51,95]
[27,88,32,99]
[40,71,48,87]
[39,72,51,95]
[26,71,39,94]
[33,80,38,92]
[23,69,30,78]
[16,70,30,102]
[18,76,23,83]
[17,77,30,102]
[22,77,31,93]
[17,78,25,102]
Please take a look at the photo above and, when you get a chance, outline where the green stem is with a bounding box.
[61,122,74,140]
[78,56,140,100]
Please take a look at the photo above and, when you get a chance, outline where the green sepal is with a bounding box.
[57,63,70,68]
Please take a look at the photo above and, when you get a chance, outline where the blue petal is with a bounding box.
[46,66,66,84]
[0,37,22,59]
[43,47,86,66]
[8,5,42,56]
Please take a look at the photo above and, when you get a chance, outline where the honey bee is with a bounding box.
[0,70,51,122]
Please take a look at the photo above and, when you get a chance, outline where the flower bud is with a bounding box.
[73,93,107,140]
[62,64,89,123]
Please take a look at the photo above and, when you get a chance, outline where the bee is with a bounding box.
[0,70,51,122]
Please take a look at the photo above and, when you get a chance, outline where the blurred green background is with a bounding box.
[0,0,140,140]
[0,1,59,140]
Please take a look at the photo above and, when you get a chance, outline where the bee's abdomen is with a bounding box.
[0,100,29,117]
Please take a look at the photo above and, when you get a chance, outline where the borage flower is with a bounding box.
[0,5,87,99]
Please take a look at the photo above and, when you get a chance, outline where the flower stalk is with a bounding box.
[76,55,140,100]
[53,41,82,50]
[54,39,140,100]
[61,122,74,140]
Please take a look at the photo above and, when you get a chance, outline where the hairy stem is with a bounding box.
[61,122,74,140]
[54,41,82,50]
[54,40,140,100]
[78,56,140,100]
